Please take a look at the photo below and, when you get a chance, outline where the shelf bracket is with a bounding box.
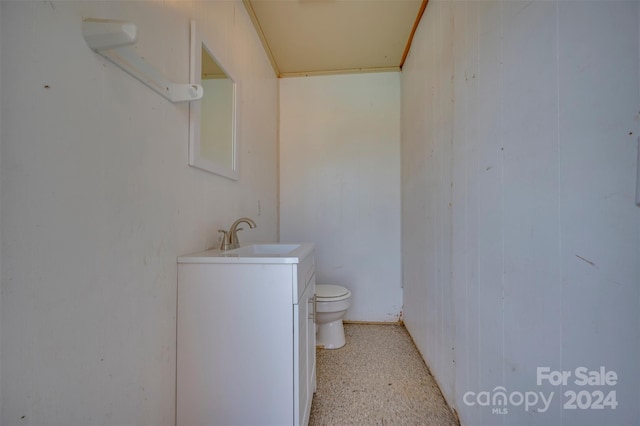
[82,18,203,103]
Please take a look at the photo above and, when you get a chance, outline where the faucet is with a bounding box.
[218,217,257,250]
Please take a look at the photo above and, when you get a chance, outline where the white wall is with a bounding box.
[402,1,640,425]
[0,3,3,421]
[280,73,402,322]
[0,1,278,424]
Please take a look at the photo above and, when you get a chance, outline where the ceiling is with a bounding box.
[243,0,427,78]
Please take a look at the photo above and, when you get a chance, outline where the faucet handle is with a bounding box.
[218,229,230,250]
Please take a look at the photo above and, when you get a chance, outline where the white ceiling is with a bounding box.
[243,0,426,78]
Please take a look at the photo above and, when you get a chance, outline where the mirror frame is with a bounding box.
[189,20,239,180]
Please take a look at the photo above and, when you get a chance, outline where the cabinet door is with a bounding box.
[294,289,307,426]
[295,270,316,426]
[307,272,316,398]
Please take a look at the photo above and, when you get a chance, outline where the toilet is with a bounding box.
[315,284,352,349]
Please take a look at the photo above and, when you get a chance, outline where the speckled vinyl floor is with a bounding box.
[309,323,459,426]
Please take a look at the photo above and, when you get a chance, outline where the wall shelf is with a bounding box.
[82,18,203,103]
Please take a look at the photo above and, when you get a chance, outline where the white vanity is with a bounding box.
[177,243,316,426]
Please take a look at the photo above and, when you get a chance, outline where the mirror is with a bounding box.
[189,21,239,180]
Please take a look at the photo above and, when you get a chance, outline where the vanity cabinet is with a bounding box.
[177,245,316,426]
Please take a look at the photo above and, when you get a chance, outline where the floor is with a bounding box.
[309,323,459,426]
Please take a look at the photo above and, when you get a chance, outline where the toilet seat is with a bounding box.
[316,284,351,302]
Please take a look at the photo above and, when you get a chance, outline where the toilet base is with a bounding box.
[316,319,346,349]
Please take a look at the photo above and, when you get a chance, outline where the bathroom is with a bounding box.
[1,1,639,425]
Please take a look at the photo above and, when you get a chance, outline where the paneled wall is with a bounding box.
[280,73,403,322]
[0,1,278,424]
[402,1,640,424]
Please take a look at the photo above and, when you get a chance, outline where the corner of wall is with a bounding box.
[0,1,4,419]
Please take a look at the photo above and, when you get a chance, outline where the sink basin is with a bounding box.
[225,244,301,256]
[178,243,313,264]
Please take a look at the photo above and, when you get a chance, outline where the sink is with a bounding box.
[178,243,313,265]
[225,244,301,256]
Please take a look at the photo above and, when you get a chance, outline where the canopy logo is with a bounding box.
[463,387,553,415]
[462,366,618,415]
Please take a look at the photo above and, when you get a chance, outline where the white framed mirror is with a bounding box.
[189,20,239,180]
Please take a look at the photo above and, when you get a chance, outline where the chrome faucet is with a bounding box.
[218,217,257,250]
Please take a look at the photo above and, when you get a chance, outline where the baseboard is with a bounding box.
[343,320,404,326]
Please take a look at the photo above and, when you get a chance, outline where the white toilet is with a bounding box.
[315,284,352,349]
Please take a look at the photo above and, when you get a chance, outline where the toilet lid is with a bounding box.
[316,284,350,299]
